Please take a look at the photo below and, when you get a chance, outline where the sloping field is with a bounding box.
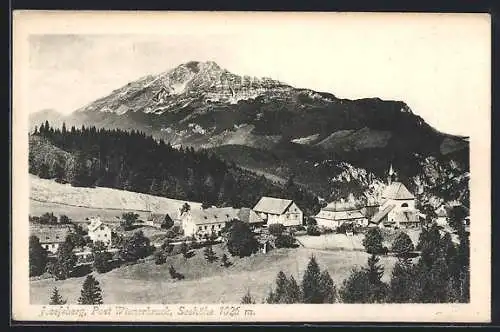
[29,175,202,222]
[297,230,421,251]
[30,246,399,304]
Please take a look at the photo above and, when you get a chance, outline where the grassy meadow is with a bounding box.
[30,246,399,305]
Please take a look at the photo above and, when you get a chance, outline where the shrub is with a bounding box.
[168,265,185,280]
[305,217,317,226]
[227,220,259,258]
[391,232,415,256]
[221,254,232,267]
[154,251,166,265]
[275,234,297,248]
[118,230,154,262]
[268,224,286,237]
[306,225,321,236]
[362,227,385,254]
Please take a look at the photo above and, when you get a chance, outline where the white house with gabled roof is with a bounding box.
[253,196,303,227]
[88,217,112,246]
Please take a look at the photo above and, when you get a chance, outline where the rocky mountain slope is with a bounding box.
[30,61,469,207]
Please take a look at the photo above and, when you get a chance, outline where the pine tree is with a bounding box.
[286,275,302,303]
[364,254,387,303]
[339,267,372,303]
[318,270,336,303]
[78,275,104,305]
[92,241,112,273]
[51,238,77,281]
[29,235,48,277]
[301,255,323,303]
[273,271,289,303]
[339,254,389,303]
[203,245,218,263]
[241,290,256,304]
[265,289,277,304]
[49,287,67,305]
[389,258,416,303]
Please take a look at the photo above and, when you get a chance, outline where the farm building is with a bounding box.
[30,225,72,254]
[181,207,240,239]
[253,197,303,227]
[87,217,112,246]
[144,213,176,229]
[314,201,368,229]
[237,207,265,229]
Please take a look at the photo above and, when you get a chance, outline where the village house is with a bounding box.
[30,225,72,254]
[87,217,112,246]
[253,197,303,227]
[315,201,368,230]
[144,213,176,229]
[435,205,449,227]
[237,207,265,230]
[181,207,240,239]
[369,166,420,229]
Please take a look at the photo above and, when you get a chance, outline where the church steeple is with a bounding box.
[387,164,395,185]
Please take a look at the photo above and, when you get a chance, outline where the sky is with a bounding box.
[25,12,491,136]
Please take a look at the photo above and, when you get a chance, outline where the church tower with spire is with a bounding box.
[387,164,396,185]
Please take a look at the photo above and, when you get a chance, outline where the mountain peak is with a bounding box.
[181,60,222,74]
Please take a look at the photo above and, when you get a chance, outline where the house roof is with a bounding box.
[315,209,365,221]
[31,226,71,245]
[253,197,293,215]
[188,207,240,225]
[381,182,415,200]
[323,201,360,212]
[238,207,264,224]
[148,213,167,225]
[370,204,396,224]
[88,217,104,232]
[390,210,419,223]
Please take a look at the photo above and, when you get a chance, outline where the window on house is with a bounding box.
[204,226,207,230]
[401,203,408,207]
[104,234,107,237]
[211,225,215,229]
[199,226,202,230]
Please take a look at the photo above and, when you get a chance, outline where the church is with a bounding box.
[369,165,421,229]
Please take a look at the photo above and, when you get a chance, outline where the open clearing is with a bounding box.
[29,175,202,222]
[297,230,421,251]
[30,246,399,304]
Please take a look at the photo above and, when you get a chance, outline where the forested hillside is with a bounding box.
[29,121,321,216]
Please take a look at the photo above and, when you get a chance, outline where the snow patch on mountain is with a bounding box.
[291,134,320,145]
